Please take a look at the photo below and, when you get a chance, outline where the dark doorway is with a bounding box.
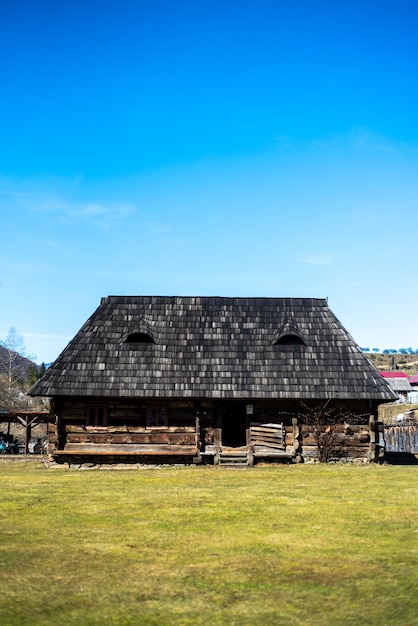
[221,404,247,447]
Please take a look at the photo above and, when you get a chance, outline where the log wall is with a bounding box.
[301,423,371,462]
[49,397,203,459]
[46,397,377,463]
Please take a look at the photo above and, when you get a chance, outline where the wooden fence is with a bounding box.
[384,425,418,453]
[250,422,286,455]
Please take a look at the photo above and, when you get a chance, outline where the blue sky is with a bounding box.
[1,0,417,364]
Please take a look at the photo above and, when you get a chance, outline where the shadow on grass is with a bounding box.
[385,452,418,465]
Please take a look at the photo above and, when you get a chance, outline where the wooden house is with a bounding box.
[380,371,412,403]
[28,296,396,465]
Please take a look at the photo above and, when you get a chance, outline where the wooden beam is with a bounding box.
[54,443,198,455]
[53,449,197,456]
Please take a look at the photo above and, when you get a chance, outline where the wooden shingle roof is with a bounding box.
[28,296,397,401]
[380,372,412,392]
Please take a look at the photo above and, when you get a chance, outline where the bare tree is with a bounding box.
[0,327,32,389]
[0,328,41,413]
[297,402,367,462]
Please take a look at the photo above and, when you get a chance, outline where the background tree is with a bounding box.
[0,327,38,410]
[0,327,33,389]
[26,362,47,388]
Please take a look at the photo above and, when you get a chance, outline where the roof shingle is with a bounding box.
[29,296,397,401]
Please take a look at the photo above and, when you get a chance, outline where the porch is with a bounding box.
[202,421,298,466]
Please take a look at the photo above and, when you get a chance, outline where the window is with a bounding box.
[272,320,306,346]
[274,334,305,346]
[146,405,167,428]
[125,332,154,344]
[86,406,107,427]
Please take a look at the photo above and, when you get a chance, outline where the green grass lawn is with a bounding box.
[1,460,417,626]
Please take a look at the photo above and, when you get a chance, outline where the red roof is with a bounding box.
[409,373,418,384]
[380,371,409,378]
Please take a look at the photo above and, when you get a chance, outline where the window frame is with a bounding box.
[146,404,168,429]
[85,405,108,428]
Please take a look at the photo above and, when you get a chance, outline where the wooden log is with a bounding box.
[65,425,195,434]
[253,447,294,458]
[292,417,301,454]
[56,443,198,455]
[66,432,196,445]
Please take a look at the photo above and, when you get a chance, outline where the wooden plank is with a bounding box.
[384,425,418,453]
[253,447,294,457]
[66,432,196,445]
[54,443,197,455]
[251,425,283,433]
[251,440,285,450]
[251,427,283,433]
[250,429,284,443]
[62,443,197,452]
[66,425,195,434]
[251,422,283,428]
[250,432,284,442]
[250,428,283,436]
[53,450,197,456]
[251,428,283,439]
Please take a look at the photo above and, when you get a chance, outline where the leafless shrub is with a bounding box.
[297,402,367,462]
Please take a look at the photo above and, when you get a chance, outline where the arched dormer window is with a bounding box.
[122,318,155,345]
[124,331,154,344]
[272,320,306,346]
[275,334,305,345]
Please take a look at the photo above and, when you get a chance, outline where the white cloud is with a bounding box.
[32,197,136,229]
[0,177,136,230]
[60,202,135,227]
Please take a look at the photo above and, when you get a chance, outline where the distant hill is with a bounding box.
[0,345,40,386]
[364,352,418,375]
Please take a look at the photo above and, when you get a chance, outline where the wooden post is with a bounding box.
[377,421,385,461]
[15,413,50,454]
[15,415,31,454]
[25,416,30,454]
[195,415,200,448]
[213,428,221,466]
[292,417,302,462]
[247,444,254,467]
[369,415,385,462]
[369,415,376,462]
